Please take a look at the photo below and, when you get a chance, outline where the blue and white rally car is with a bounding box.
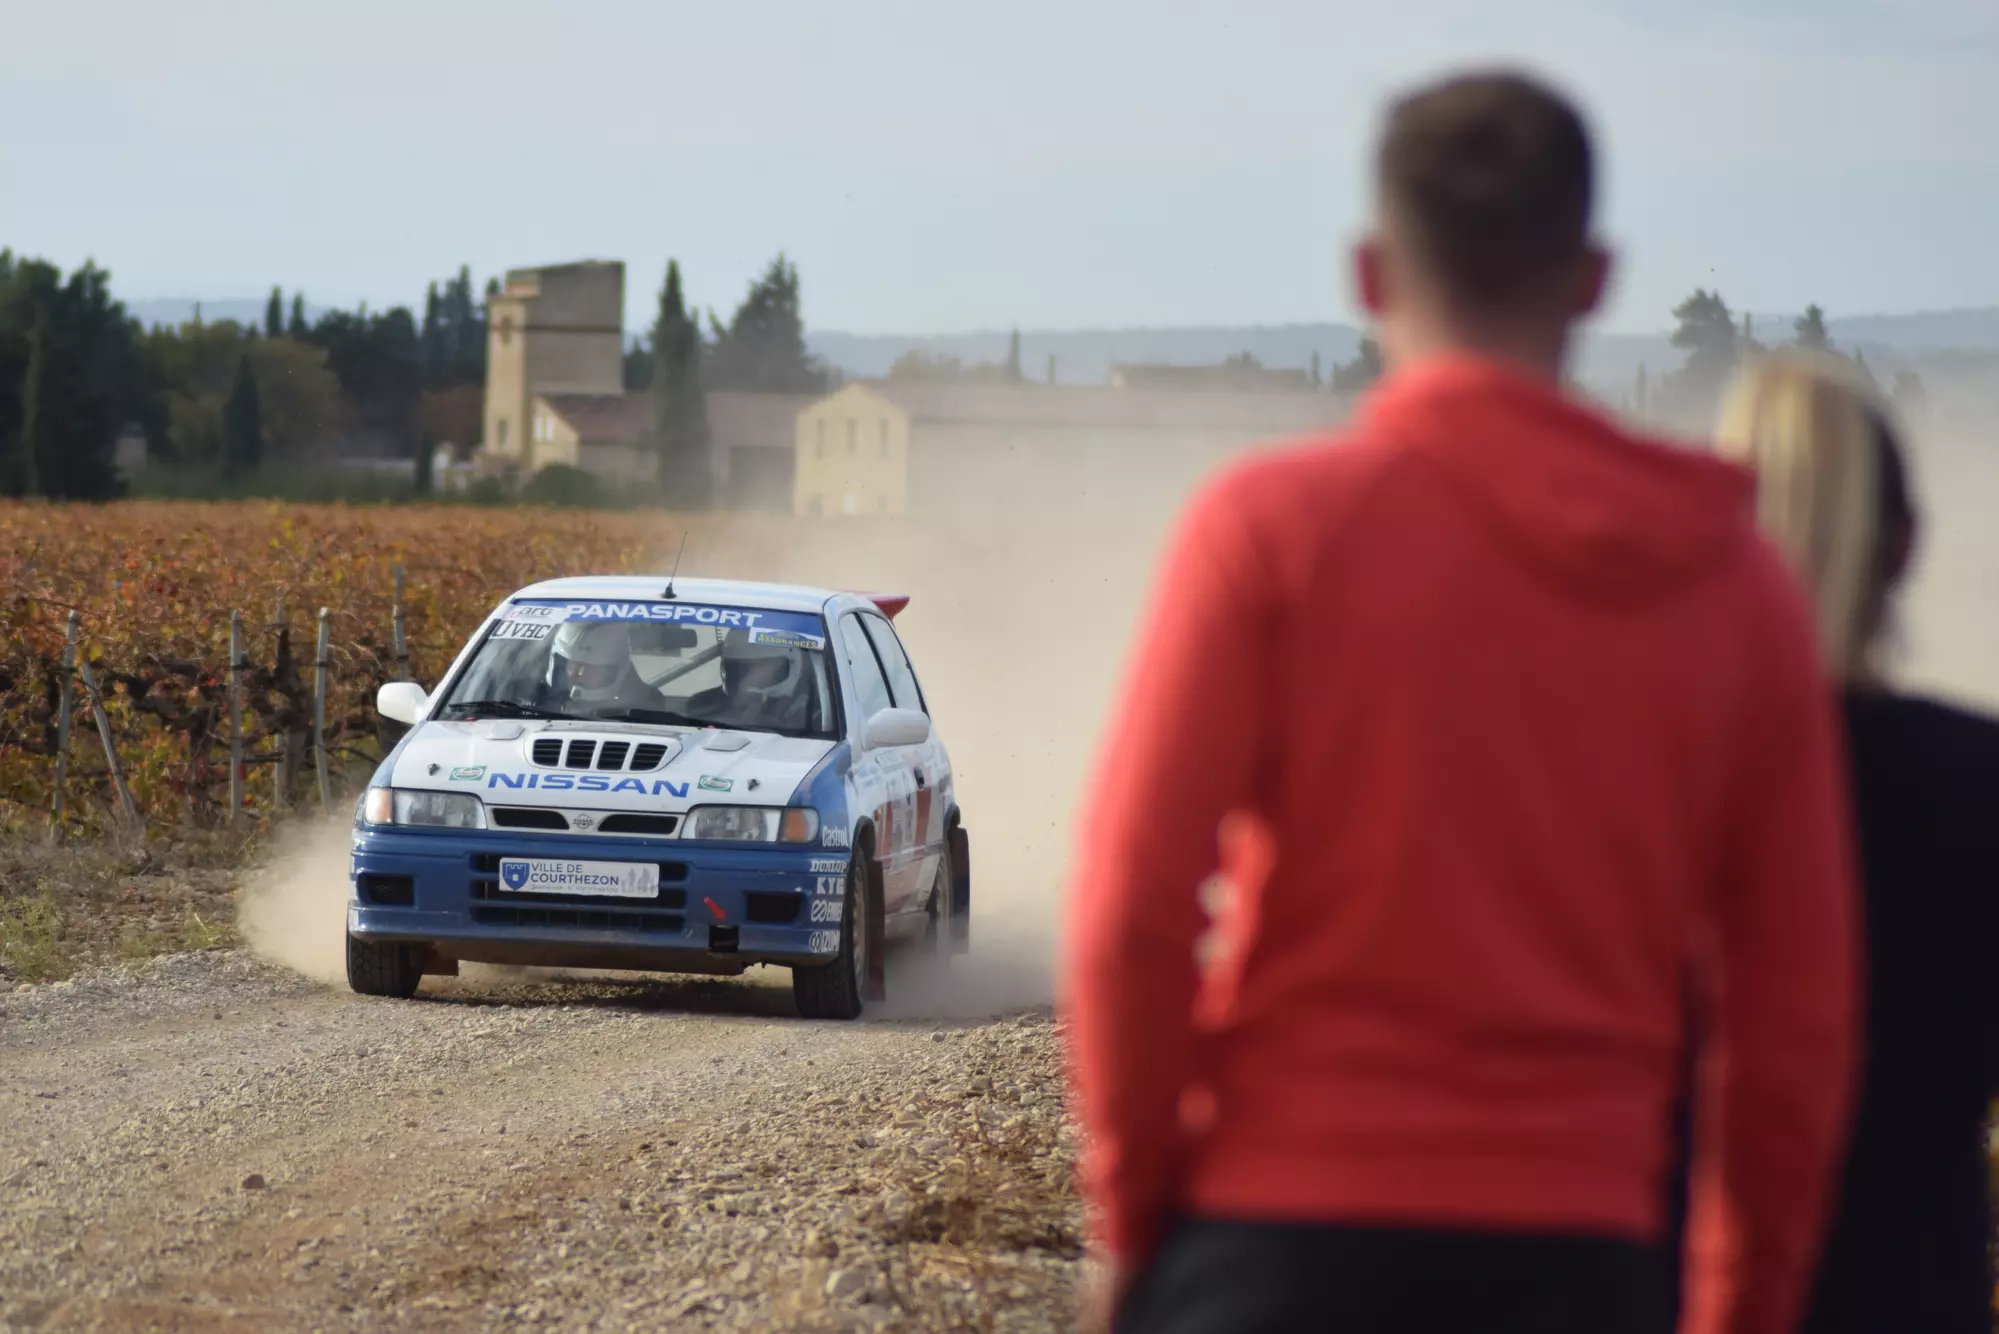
[347,575,969,1019]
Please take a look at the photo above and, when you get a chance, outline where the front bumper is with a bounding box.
[347,825,849,973]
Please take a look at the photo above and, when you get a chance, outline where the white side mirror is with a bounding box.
[377,681,429,726]
[864,707,930,750]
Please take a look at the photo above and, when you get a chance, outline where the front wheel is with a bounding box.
[793,854,871,1020]
[346,934,426,999]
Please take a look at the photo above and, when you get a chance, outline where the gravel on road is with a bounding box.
[0,951,1082,1333]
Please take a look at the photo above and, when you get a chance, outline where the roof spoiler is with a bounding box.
[851,592,910,620]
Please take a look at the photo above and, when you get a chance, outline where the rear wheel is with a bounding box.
[793,855,870,1020]
[923,842,955,956]
[345,933,426,999]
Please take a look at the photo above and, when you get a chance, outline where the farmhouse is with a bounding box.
[792,381,1356,518]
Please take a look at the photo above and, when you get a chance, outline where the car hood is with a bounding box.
[388,720,838,811]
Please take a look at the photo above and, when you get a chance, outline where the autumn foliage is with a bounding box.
[0,501,796,832]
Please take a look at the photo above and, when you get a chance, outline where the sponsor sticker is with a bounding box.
[449,766,485,782]
[821,826,850,849]
[747,626,827,651]
[490,772,690,799]
[698,775,733,793]
[807,930,841,955]
[810,897,844,923]
[491,620,553,641]
[503,600,830,638]
[809,858,846,874]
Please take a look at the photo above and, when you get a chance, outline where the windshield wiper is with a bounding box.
[609,708,714,728]
[441,700,577,720]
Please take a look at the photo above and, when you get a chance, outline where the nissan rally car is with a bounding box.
[347,576,969,1019]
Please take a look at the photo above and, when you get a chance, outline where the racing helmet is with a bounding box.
[545,622,634,704]
[719,629,794,696]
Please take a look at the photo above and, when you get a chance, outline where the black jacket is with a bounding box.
[1663,689,1999,1334]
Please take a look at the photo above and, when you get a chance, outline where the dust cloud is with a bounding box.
[236,814,359,985]
[230,405,1999,1021]
[234,470,1189,1018]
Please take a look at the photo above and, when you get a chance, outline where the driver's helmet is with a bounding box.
[545,622,634,704]
[720,630,793,697]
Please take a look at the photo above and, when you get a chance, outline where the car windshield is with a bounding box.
[435,601,838,739]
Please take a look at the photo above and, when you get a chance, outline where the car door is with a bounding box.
[860,613,946,898]
[836,613,921,913]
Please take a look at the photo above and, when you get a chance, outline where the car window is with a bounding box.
[837,616,895,723]
[433,603,837,738]
[861,614,925,715]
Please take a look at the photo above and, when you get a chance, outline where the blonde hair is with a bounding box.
[1714,349,1912,686]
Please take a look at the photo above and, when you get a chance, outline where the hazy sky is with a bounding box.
[3,0,1993,336]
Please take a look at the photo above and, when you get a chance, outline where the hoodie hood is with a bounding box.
[1359,356,1755,602]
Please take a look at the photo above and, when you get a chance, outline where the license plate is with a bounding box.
[496,858,659,899]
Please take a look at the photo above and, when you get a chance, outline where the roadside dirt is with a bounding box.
[0,952,1079,1333]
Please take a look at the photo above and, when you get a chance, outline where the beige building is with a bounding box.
[527,391,817,507]
[794,381,1357,518]
[480,260,626,477]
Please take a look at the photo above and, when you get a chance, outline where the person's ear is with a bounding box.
[1354,235,1388,319]
[1570,243,1611,320]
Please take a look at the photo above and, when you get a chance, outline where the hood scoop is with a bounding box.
[701,732,752,753]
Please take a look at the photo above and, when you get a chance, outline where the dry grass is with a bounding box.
[0,826,243,984]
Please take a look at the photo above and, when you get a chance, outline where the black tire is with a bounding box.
[948,823,971,955]
[346,933,426,999]
[793,854,870,1020]
[923,840,955,957]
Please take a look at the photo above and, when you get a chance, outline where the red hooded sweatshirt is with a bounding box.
[1063,357,1861,1334]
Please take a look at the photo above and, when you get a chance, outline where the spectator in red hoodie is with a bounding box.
[1063,68,1861,1334]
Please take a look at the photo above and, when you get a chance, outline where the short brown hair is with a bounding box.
[1375,70,1595,308]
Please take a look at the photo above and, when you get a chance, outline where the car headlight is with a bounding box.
[361,787,487,830]
[683,806,819,843]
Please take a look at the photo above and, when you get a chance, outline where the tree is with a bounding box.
[1663,288,1740,423]
[15,306,49,497]
[222,355,264,476]
[1005,330,1023,384]
[288,294,308,340]
[421,282,445,383]
[0,256,142,500]
[145,319,345,462]
[1331,337,1383,391]
[306,306,423,456]
[624,336,654,391]
[705,254,828,393]
[1892,370,1928,418]
[650,261,711,507]
[1794,304,1832,352]
[265,287,285,339]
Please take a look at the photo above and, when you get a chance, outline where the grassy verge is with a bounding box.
[0,828,245,985]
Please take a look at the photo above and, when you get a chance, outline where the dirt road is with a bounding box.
[0,952,1078,1334]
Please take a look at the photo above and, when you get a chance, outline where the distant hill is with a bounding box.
[810,306,1999,399]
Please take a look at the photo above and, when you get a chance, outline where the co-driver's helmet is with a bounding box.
[720,630,792,696]
[545,622,633,705]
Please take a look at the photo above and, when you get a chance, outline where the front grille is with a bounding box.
[527,736,673,772]
[491,807,569,831]
[745,891,802,924]
[596,813,679,837]
[473,905,684,933]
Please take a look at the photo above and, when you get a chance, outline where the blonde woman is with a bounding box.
[1714,349,1999,1334]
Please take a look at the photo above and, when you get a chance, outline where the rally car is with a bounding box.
[346,576,969,1019]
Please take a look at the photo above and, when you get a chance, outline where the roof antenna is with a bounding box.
[663,531,688,599]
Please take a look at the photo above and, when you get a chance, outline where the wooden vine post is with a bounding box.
[50,611,79,828]
[228,610,245,822]
[313,607,332,808]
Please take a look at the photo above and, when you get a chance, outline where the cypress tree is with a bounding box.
[222,355,264,477]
